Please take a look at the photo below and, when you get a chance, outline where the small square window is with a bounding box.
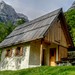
[6,49,12,57]
[15,47,23,56]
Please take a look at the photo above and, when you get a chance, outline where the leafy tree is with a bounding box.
[65,9,75,45]
[17,18,25,25]
[0,20,26,60]
[0,22,7,42]
[0,22,16,60]
[0,22,15,42]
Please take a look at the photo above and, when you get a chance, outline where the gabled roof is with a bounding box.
[0,8,62,48]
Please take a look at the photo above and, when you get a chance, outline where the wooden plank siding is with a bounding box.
[58,46,68,61]
[44,18,68,48]
[59,13,73,47]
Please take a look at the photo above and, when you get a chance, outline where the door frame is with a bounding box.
[49,48,56,66]
[42,49,45,65]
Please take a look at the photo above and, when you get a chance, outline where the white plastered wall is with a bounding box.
[0,44,30,70]
[20,46,30,69]
[28,40,41,68]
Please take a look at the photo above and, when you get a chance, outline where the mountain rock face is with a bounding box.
[17,13,28,22]
[69,1,75,10]
[0,1,29,24]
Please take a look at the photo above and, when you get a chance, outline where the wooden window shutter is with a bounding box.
[15,48,18,56]
[54,21,61,43]
[58,21,61,42]
[5,49,12,57]
[54,25,58,41]
[5,50,8,57]
[15,47,20,56]
[20,47,23,56]
[9,49,12,57]
[15,47,23,56]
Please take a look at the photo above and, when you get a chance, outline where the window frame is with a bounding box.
[15,46,23,56]
[5,48,12,57]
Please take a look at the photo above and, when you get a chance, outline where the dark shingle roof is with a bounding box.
[0,8,62,48]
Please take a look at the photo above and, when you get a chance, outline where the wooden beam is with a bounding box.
[40,44,43,66]
[40,39,43,66]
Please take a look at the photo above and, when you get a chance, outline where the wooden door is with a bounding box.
[50,48,56,66]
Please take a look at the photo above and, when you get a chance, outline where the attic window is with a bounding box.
[6,49,12,57]
[15,47,23,56]
[54,21,61,42]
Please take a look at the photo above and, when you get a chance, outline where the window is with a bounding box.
[6,49,12,57]
[54,21,61,42]
[15,47,23,56]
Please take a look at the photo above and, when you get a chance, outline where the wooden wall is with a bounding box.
[42,43,50,66]
[29,40,50,66]
[58,46,68,61]
[44,19,68,48]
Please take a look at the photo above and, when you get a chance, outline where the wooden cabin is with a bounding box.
[0,8,73,70]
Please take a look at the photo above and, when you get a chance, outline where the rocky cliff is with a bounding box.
[0,1,28,24]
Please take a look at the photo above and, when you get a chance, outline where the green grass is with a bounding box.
[0,66,75,75]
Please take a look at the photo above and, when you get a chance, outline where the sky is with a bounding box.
[0,0,75,20]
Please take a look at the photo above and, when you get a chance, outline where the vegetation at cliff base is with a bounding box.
[0,22,16,58]
[65,9,75,45]
[0,22,15,42]
[0,20,25,59]
[0,66,75,75]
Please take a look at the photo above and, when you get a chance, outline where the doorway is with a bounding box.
[42,49,45,65]
[50,48,56,66]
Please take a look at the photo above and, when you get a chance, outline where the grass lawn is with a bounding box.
[0,66,75,75]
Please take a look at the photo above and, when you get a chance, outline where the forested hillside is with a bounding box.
[0,20,25,59]
[65,9,75,45]
[0,22,15,58]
